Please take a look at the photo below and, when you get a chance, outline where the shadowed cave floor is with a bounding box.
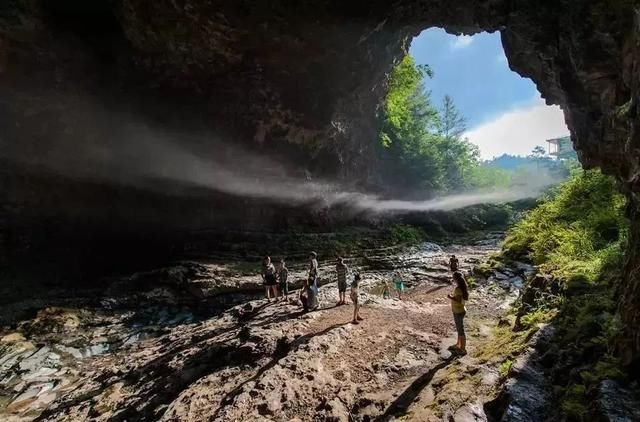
[1,233,527,421]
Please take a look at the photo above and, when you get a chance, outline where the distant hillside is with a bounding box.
[485,154,538,170]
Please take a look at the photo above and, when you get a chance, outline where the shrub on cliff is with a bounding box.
[503,169,626,284]
[501,169,629,419]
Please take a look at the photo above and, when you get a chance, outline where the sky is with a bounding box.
[409,28,569,159]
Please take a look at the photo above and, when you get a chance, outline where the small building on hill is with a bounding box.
[546,136,576,160]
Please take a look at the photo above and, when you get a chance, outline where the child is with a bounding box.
[335,257,348,305]
[350,273,363,324]
[381,281,391,299]
[301,271,319,312]
[277,258,289,301]
[393,274,405,300]
[447,271,469,355]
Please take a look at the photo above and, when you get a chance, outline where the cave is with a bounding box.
[1,0,639,415]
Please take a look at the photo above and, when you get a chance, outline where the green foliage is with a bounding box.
[499,168,630,420]
[382,55,434,146]
[530,145,547,160]
[560,354,625,419]
[498,358,514,378]
[466,276,478,288]
[438,95,466,139]
[469,166,512,190]
[413,203,515,238]
[378,55,572,197]
[580,356,625,386]
[388,224,425,244]
[560,384,589,420]
[378,55,485,195]
[503,169,626,283]
[476,324,534,362]
[473,262,494,278]
[520,308,556,327]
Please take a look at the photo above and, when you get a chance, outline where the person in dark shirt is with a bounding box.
[261,256,277,301]
[336,257,348,305]
[449,255,460,272]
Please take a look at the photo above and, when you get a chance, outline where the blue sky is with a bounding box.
[410,28,569,159]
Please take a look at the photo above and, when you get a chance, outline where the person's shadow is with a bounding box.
[375,355,458,421]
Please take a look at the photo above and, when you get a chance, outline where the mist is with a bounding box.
[2,102,555,214]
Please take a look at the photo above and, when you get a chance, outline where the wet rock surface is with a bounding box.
[485,325,555,422]
[596,379,640,422]
[0,234,526,421]
[0,304,207,421]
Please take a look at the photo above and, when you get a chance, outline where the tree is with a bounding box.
[379,55,444,194]
[530,145,547,160]
[380,56,434,148]
[438,95,466,140]
[377,55,489,196]
[529,145,548,170]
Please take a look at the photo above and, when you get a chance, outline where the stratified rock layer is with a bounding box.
[1,1,640,363]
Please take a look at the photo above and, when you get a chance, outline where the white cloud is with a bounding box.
[451,35,474,49]
[464,97,569,159]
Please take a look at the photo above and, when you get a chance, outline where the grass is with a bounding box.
[475,323,535,363]
[498,358,514,378]
[389,224,426,245]
[519,308,557,327]
[502,169,626,284]
[496,169,630,420]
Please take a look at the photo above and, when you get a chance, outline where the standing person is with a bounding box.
[309,251,319,282]
[393,273,405,300]
[336,257,348,305]
[277,258,289,301]
[447,271,469,355]
[261,256,277,302]
[350,272,363,324]
[449,255,460,272]
[300,251,320,312]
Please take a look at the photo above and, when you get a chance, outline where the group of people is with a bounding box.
[261,252,363,323]
[260,251,468,352]
[260,256,289,301]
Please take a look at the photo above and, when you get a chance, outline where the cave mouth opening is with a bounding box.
[407,27,571,162]
[376,27,574,202]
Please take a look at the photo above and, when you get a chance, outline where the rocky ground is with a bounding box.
[0,233,533,421]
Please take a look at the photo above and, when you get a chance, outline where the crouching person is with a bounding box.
[300,272,319,312]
